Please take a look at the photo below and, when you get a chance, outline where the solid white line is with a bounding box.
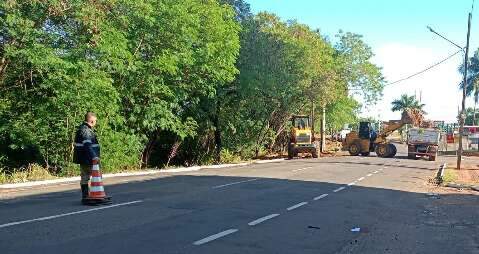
[333,187,346,193]
[0,200,143,229]
[367,174,373,177]
[212,179,259,189]
[193,229,239,245]
[287,202,308,211]
[313,194,328,200]
[292,167,313,172]
[248,214,280,226]
[357,177,365,181]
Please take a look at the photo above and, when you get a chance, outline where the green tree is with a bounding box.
[465,107,479,125]
[335,31,385,105]
[459,50,479,124]
[391,94,426,113]
[0,0,240,171]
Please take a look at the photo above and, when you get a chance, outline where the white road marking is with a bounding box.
[347,182,356,186]
[292,167,313,172]
[248,214,280,226]
[287,202,308,211]
[333,187,346,193]
[193,229,239,245]
[373,171,379,174]
[357,177,365,181]
[212,179,259,189]
[367,174,373,177]
[0,200,143,229]
[313,194,328,200]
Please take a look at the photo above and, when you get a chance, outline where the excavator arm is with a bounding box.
[375,109,420,143]
[376,121,406,143]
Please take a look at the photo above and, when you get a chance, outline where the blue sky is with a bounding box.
[246,0,479,122]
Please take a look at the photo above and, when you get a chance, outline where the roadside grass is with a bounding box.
[0,164,57,184]
[0,151,251,184]
[442,168,458,185]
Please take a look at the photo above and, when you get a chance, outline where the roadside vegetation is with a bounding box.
[442,168,458,184]
[0,0,384,183]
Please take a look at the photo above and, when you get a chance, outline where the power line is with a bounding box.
[386,49,463,86]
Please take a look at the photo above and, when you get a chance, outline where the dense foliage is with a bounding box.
[0,0,384,175]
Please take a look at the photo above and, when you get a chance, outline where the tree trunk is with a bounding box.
[473,101,477,125]
[320,106,326,152]
[213,96,222,164]
[166,140,181,168]
[311,99,315,135]
[142,131,158,167]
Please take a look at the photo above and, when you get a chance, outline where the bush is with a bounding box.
[220,149,242,164]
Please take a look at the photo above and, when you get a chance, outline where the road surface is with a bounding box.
[1,148,478,253]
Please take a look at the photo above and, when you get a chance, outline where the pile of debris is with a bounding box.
[403,109,434,128]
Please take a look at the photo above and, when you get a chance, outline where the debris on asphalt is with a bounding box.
[308,226,321,230]
[351,227,361,232]
[426,193,440,199]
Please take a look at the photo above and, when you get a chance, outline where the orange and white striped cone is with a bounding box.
[83,162,112,205]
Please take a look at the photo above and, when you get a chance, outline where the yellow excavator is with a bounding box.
[288,115,319,159]
[342,109,418,158]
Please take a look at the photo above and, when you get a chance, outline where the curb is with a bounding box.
[0,159,285,189]
[444,182,479,192]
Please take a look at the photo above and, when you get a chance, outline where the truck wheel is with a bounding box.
[407,145,417,160]
[387,144,397,158]
[375,144,389,157]
[349,142,361,156]
[312,149,319,158]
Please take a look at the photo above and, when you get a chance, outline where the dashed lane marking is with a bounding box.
[357,177,365,181]
[313,194,328,200]
[347,182,356,186]
[367,174,373,177]
[287,202,308,211]
[0,200,143,229]
[193,229,239,245]
[212,179,259,189]
[333,186,346,193]
[248,214,280,226]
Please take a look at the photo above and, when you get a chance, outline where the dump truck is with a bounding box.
[407,128,440,161]
[342,109,420,158]
[288,115,319,159]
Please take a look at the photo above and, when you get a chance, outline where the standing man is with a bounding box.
[73,112,100,203]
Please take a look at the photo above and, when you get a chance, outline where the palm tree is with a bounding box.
[391,94,425,140]
[459,50,479,125]
[391,94,426,113]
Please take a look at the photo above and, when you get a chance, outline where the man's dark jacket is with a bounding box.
[73,122,100,165]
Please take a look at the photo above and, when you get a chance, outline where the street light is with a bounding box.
[427,13,472,170]
[427,26,465,51]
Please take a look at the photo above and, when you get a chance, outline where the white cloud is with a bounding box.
[363,43,464,122]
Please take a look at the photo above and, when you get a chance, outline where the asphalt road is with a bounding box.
[1,147,478,254]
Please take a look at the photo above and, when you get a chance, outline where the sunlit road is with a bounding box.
[1,146,478,254]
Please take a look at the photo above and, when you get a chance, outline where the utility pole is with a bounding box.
[458,12,472,170]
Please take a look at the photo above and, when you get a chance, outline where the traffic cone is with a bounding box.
[82,162,112,206]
